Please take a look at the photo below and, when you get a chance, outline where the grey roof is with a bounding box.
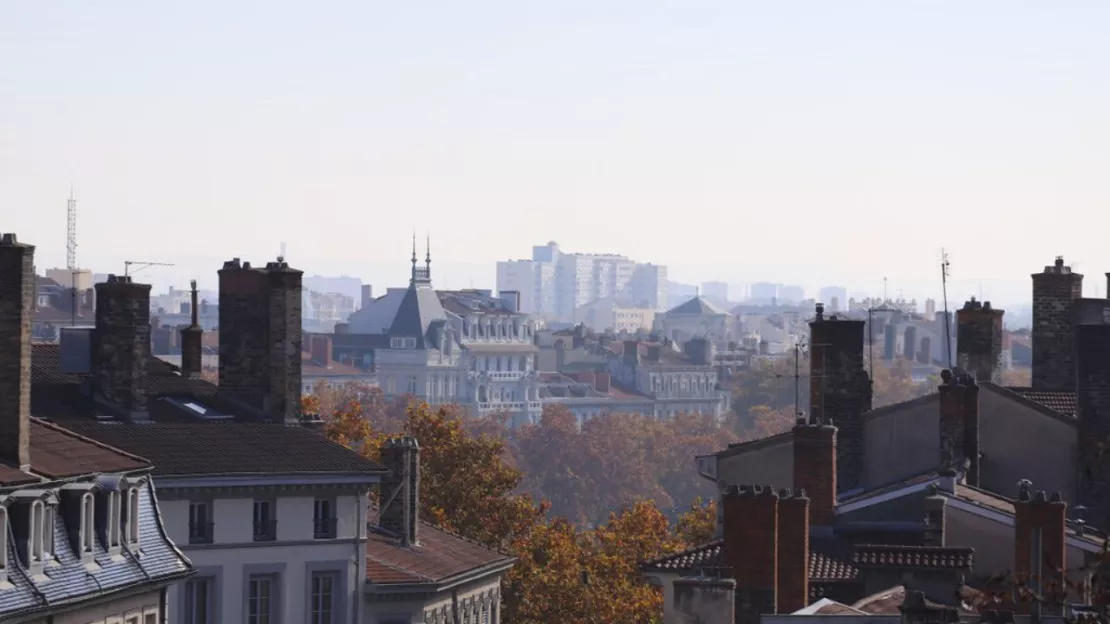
[666,296,728,316]
[1,480,193,620]
[387,283,447,349]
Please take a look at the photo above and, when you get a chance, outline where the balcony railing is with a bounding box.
[470,370,527,381]
[477,401,543,412]
[313,517,338,539]
[252,519,277,542]
[188,521,214,545]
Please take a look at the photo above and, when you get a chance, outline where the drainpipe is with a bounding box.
[353,487,366,624]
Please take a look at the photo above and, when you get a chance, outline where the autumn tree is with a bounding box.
[674,497,717,546]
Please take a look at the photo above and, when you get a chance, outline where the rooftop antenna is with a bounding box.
[66,186,77,271]
[941,249,953,369]
[124,260,175,277]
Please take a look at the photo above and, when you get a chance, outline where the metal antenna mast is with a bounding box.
[66,187,77,270]
[941,249,953,369]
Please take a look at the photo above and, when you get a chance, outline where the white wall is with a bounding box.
[51,588,163,624]
[162,491,367,624]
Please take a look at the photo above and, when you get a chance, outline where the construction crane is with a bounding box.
[124,260,175,276]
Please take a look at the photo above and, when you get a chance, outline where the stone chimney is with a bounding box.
[792,419,837,526]
[379,436,420,546]
[218,257,304,423]
[0,234,34,470]
[623,340,641,367]
[937,370,981,486]
[672,577,736,624]
[180,279,203,379]
[1075,318,1110,532]
[360,284,373,310]
[809,303,871,491]
[1013,482,1068,610]
[93,275,151,420]
[776,489,810,614]
[923,484,947,547]
[956,297,1004,384]
[723,485,778,623]
[1031,257,1082,392]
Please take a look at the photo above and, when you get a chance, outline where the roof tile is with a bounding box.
[366,523,514,585]
[852,545,974,570]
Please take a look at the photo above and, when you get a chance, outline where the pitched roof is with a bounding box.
[1005,386,1077,418]
[666,296,728,316]
[387,284,447,348]
[53,421,387,477]
[0,419,150,486]
[639,538,859,583]
[365,524,515,587]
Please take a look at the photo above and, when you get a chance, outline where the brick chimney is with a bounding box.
[309,334,333,368]
[360,284,373,310]
[595,371,611,393]
[180,279,203,379]
[622,340,641,367]
[1031,257,1082,392]
[94,275,151,420]
[218,257,304,423]
[1075,319,1110,532]
[809,303,871,491]
[776,489,810,614]
[1013,482,1068,610]
[0,234,34,470]
[379,436,420,546]
[723,485,778,622]
[937,370,981,486]
[956,297,1004,384]
[792,419,837,526]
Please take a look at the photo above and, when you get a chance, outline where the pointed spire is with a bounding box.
[425,232,431,265]
[411,230,418,283]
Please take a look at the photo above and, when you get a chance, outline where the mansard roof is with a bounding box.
[387,282,447,349]
[0,479,193,621]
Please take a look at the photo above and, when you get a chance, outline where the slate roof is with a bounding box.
[852,545,975,570]
[365,523,515,586]
[666,296,728,316]
[639,538,859,582]
[0,480,193,621]
[387,283,447,349]
[54,421,387,477]
[0,419,150,486]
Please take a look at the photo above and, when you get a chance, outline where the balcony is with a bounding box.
[252,519,277,542]
[470,370,527,381]
[188,521,214,545]
[477,401,543,412]
[313,517,338,539]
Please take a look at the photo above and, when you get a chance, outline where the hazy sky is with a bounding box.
[3,1,1109,305]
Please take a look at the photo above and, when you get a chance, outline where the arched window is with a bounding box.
[108,491,121,548]
[29,501,44,561]
[81,493,96,553]
[43,504,55,559]
[127,487,141,545]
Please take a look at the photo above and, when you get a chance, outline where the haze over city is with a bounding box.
[4,2,1110,306]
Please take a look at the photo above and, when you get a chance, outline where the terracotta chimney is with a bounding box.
[793,419,837,526]
[180,279,203,378]
[776,489,810,614]
[0,234,34,470]
[1013,482,1067,611]
[310,334,333,368]
[723,485,778,622]
[595,371,611,393]
[379,437,420,546]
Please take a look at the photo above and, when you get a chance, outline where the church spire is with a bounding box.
[425,232,431,278]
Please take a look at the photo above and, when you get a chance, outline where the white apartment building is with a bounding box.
[495,242,667,322]
[350,254,544,427]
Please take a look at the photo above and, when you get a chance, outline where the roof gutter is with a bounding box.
[155,472,384,489]
[364,557,517,595]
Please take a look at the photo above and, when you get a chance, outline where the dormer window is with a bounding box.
[0,507,8,580]
[82,493,96,553]
[29,501,45,562]
[106,490,122,549]
[124,486,141,547]
[42,504,55,560]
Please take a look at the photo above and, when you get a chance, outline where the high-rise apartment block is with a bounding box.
[496,242,667,322]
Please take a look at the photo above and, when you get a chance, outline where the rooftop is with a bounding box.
[365,519,515,587]
[0,419,150,486]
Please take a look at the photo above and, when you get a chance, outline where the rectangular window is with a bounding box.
[248,575,275,624]
[310,571,337,624]
[188,502,213,544]
[42,505,55,558]
[313,499,336,539]
[252,500,277,542]
[183,577,212,624]
[82,494,95,553]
